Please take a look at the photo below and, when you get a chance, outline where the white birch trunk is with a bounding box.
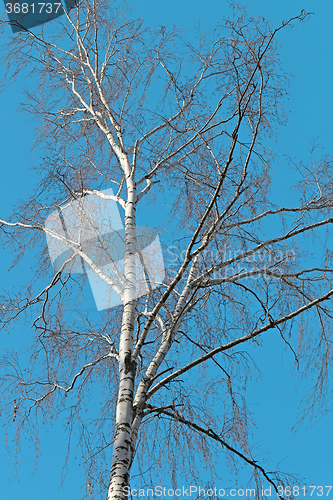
[107,157,137,500]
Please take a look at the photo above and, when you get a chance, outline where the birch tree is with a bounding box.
[0,2,332,499]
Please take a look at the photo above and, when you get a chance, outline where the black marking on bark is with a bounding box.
[120,422,131,428]
[124,353,137,375]
[118,396,133,403]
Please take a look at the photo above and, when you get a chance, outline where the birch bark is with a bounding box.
[107,154,137,500]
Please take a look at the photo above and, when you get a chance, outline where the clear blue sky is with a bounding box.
[0,1,332,499]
